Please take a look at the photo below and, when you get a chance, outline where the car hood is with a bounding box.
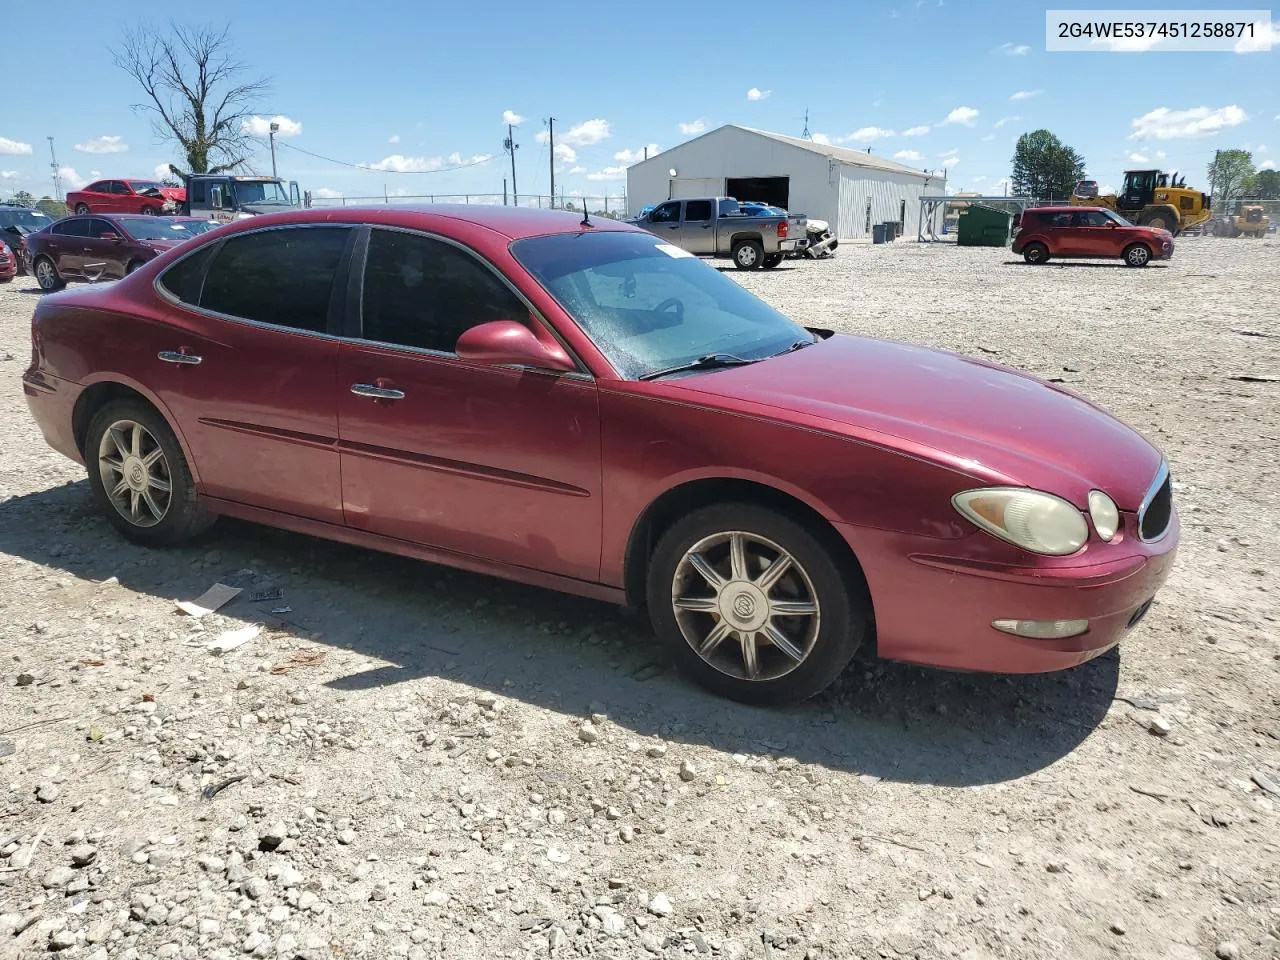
[667,334,1164,509]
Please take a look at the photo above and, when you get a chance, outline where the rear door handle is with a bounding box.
[351,383,405,400]
[158,350,202,365]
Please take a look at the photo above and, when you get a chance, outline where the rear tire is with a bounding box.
[84,399,215,547]
[33,256,65,291]
[732,240,764,270]
[1123,243,1152,267]
[74,203,90,215]
[646,503,868,705]
[762,253,783,269]
[1022,242,1049,265]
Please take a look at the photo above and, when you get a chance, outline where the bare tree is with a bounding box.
[115,23,269,175]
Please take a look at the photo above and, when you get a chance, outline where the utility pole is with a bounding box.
[504,124,519,207]
[47,137,62,201]
[269,121,280,179]
[547,117,556,209]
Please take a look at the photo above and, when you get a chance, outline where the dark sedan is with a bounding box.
[28,214,207,291]
[0,204,57,275]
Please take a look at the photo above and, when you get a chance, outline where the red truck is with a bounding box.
[65,179,187,217]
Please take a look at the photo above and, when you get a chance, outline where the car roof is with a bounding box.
[1028,206,1087,213]
[205,205,641,242]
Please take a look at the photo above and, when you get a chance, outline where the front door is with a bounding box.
[1071,209,1123,257]
[647,201,683,244]
[678,199,716,254]
[337,227,602,581]
[146,226,354,524]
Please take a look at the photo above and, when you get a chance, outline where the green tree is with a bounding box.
[1251,168,1280,200]
[35,197,68,218]
[1010,130,1086,202]
[1206,149,1255,211]
[10,190,35,207]
[114,23,269,174]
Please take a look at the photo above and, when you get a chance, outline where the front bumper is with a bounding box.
[836,510,1180,673]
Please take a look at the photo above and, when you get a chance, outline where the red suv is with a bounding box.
[1012,206,1173,267]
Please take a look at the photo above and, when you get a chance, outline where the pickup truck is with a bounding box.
[629,196,797,269]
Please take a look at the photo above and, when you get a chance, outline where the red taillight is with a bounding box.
[777,220,788,238]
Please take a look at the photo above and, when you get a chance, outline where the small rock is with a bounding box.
[43,866,75,889]
[646,743,668,759]
[337,829,356,845]
[199,918,221,936]
[1046,861,1067,874]
[578,722,600,744]
[258,822,288,850]
[1148,716,1173,737]
[16,672,35,687]
[619,825,636,843]
[601,911,625,936]
[547,809,566,826]
[548,927,566,951]
[369,881,389,901]
[679,761,697,782]
[1215,943,1240,960]
[36,782,61,803]
[648,892,673,917]
[49,929,77,951]
[267,906,291,923]
[69,844,98,867]
[423,890,450,907]
[1109,921,1126,936]
[242,877,270,901]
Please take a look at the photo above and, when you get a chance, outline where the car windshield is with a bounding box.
[511,231,811,380]
[0,209,53,230]
[117,217,198,240]
[233,180,291,204]
[128,181,166,194]
[177,219,220,235]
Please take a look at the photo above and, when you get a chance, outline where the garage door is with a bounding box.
[668,178,722,199]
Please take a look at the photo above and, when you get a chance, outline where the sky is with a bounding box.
[1,0,1276,205]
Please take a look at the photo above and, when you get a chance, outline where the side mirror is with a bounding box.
[1106,221,1117,229]
[100,231,120,241]
[455,320,576,373]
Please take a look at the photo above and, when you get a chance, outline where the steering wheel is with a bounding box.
[654,297,684,321]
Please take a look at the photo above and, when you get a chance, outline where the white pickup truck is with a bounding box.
[629,196,797,269]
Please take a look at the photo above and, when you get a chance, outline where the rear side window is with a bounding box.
[158,246,216,304]
[684,200,713,222]
[190,181,207,204]
[52,219,91,238]
[88,218,115,238]
[200,227,351,332]
[360,229,528,353]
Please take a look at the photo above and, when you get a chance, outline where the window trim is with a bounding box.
[153,222,359,341]
[348,224,591,378]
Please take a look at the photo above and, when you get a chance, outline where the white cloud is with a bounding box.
[993,115,1021,129]
[1257,144,1268,153]
[568,165,586,174]
[1,170,18,179]
[312,187,342,198]
[847,126,895,141]
[614,144,660,163]
[90,170,101,177]
[943,106,979,126]
[1261,159,1277,170]
[746,87,771,101]
[554,143,577,164]
[893,149,923,161]
[1156,150,1166,158]
[998,42,1030,55]
[58,166,86,190]
[678,119,706,135]
[502,110,524,125]
[153,163,174,180]
[368,152,489,172]
[585,166,626,181]
[1234,19,1278,52]
[981,134,995,141]
[538,119,610,147]
[972,176,987,182]
[74,135,128,154]
[241,115,302,138]
[1129,152,1150,163]
[388,134,400,144]
[940,153,960,167]
[902,125,930,136]
[1010,89,1043,101]
[0,137,33,155]
[1130,105,1247,139]
[811,133,832,145]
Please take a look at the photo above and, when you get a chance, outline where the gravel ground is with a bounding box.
[1,237,1278,960]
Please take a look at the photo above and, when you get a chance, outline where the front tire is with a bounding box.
[141,206,159,216]
[84,399,215,546]
[1123,243,1152,267]
[33,256,65,291]
[646,503,868,705]
[1022,242,1049,265]
[74,203,90,215]
[732,240,764,270]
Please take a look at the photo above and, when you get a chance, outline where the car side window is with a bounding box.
[85,182,107,194]
[108,182,129,195]
[360,229,529,354]
[158,246,216,304]
[1048,213,1073,227]
[88,218,115,238]
[52,219,91,238]
[200,227,351,333]
[684,200,713,222]
[650,202,681,224]
[1076,210,1109,227]
[190,181,207,204]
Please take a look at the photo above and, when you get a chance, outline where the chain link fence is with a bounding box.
[305,192,631,218]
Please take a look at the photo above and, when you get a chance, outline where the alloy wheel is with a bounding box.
[670,531,821,682]
[35,259,57,289]
[97,419,173,527]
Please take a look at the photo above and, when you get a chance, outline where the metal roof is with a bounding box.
[736,126,937,180]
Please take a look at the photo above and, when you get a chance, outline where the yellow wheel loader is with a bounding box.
[1071,169,1211,236]
[1213,203,1270,237]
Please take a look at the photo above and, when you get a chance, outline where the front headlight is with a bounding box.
[953,488,1089,556]
[1087,490,1119,541]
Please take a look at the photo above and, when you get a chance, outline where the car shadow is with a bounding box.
[0,481,1119,788]
[1002,261,1169,269]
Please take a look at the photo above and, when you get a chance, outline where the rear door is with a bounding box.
[48,218,92,276]
[678,199,716,254]
[1039,211,1076,255]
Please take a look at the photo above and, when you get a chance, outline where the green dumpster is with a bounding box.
[956,203,1013,247]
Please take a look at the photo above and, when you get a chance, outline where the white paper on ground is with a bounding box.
[175,583,242,618]
[206,624,261,654]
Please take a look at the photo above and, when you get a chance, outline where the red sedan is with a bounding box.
[22,207,1178,704]
[65,179,186,217]
[0,239,16,282]
[1013,206,1173,267]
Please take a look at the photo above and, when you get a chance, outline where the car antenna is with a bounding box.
[580,205,592,229]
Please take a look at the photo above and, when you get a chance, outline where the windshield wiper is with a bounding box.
[775,337,815,356]
[639,353,760,381]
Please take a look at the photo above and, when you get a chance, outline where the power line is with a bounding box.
[275,140,494,174]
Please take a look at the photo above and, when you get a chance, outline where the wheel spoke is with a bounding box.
[763,622,806,663]
[673,596,718,613]
[108,427,130,461]
[698,619,733,657]
[754,553,793,592]
[130,423,143,459]
[740,631,760,678]
[129,490,141,519]
[728,533,748,581]
[771,599,818,616]
[142,448,165,468]
[148,475,171,494]
[687,552,725,590]
[141,489,164,521]
[110,477,130,499]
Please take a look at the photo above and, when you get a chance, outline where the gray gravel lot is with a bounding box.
[1,237,1278,960]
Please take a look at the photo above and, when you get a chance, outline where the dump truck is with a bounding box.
[1213,202,1270,238]
[1071,169,1211,236]
[179,174,302,222]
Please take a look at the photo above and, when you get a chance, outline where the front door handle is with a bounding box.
[158,350,202,365]
[351,383,405,400]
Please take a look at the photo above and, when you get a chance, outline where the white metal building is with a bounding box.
[626,125,945,240]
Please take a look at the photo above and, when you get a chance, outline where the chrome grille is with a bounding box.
[1138,464,1172,542]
